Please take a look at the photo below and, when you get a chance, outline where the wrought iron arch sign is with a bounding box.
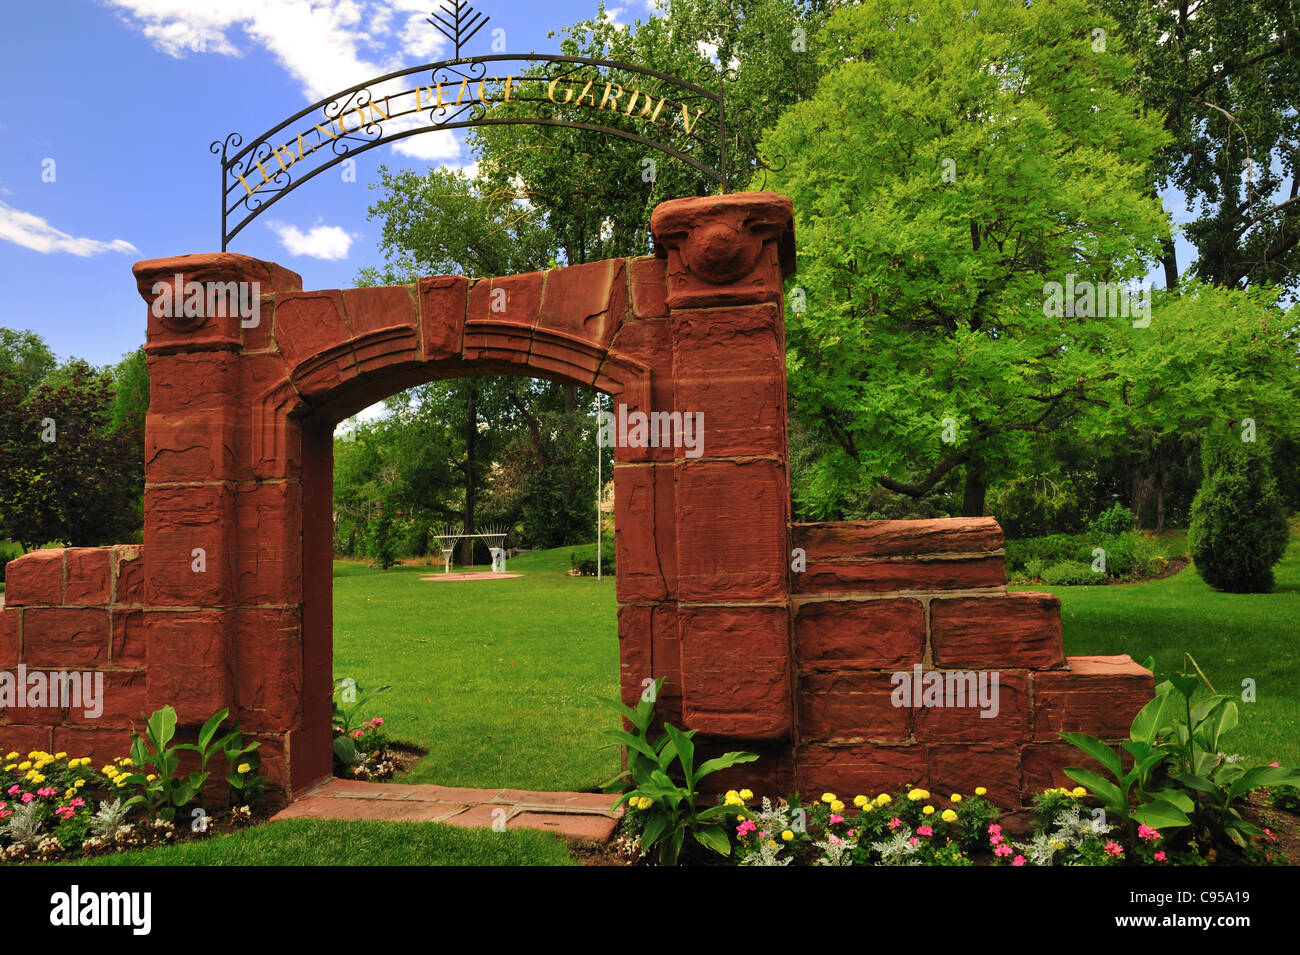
[212,2,774,251]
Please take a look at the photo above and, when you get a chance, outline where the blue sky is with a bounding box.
[0,0,658,369]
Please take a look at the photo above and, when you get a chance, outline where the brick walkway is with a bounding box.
[271,778,623,841]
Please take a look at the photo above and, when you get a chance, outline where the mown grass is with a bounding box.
[1012,522,1300,766]
[54,818,576,866]
[332,543,620,792]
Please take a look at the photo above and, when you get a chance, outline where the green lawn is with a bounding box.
[333,543,620,791]
[57,819,576,866]
[1012,524,1300,766]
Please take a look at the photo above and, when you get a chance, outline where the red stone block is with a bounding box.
[652,192,794,309]
[419,275,468,360]
[795,743,929,799]
[233,483,303,605]
[146,408,238,483]
[678,604,791,739]
[1032,655,1153,741]
[538,258,626,350]
[931,593,1066,669]
[342,284,418,337]
[52,725,131,766]
[0,610,17,669]
[111,610,146,666]
[912,670,1030,743]
[926,743,1022,808]
[1019,741,1123,803]
[648,603,682,698]
[144,610,233,719]
[142,484,235,607]
[112,545,145,606]
[627,256,668,318]
[273,291,350,368]
[0,724,52,757]
[4,549,64,606]
[146,351,238,414]
[233,608,302,730]
[674,459,789,601]
[91,669,149,724]
[617,605,655,710]
[696,738,795,797]
[798,671,911,743]
[794,598,925,670]
[613,463,675,603]
[63,549,112,607]
[467,272,545,330]
[793,518,1005,560]
[22,609,110,668]
[670,305,786,459]
[793,556,1007,595]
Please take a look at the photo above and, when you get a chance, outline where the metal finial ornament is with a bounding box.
[427,1,490,58]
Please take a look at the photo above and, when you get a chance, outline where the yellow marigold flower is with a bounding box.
[782,830,794,842]
[974,787,987,796]
[4,751,17,760]
[114,776,128,787]
[102,765,115,775]
[907,788,929,801]
[146,774,157,782]
[64,788,76,799]
[1052,840,1066,850]
[27,751,39,758]
[941,809,958,823]
[853,795,868,808]
[17,761,31,771]
[55,752,67,759]
[119,758,134,767]
[724,793,743,806]
[820,792,836,804]
[30,773,45,784]
[237,763,252,774]
[736,814,746,821]
[876,793,892,806]
[3,765,14,772]
[74,779,85,788]
[923,805,936,815]
[739,788,753,801]
[1072,787,1087,798]
[725,789,740,801]
[831,800,845,814]
[950,794,962,803]
[768,840,778,850]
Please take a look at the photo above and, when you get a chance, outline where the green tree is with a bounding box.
[0,328,56,393]
[762,0,1173,517]
[1188,429,1291,593]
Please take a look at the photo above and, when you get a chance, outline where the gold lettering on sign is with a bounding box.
[502,75,518,101]
[679,103,706,136]
[548,76,575,105]
[598,83,622,111]
[366,96,391,123]
[573,79,597,108]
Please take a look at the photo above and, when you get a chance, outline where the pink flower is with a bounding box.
[829,814,844,825]
[55,806,75,820]
[21,793,34,803]
[736,819,756,837]
[1104,841,1123,857]
[888,817,902,831]
[988,822,1003,845]
[994,843,1013,857]
[830,835,842,846]
[908,837,919,846]
[37,786,57,798]
[70,798,85,808]
[1154,851,1166,862]
[917,825,933,837]
[1262,828,1276,843]
[1012,855,1025,866]
[847,829,856,838]
[1137,824,1160,842]
[371,717,384,725]
[0,810,10,819]
[1270,762,1279,767]
[5,785,18,796]
[758,831,768,840]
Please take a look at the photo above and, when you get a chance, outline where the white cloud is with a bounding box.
[266,219,357,259]
[105,1,449,102]
[0,202,138,256]
[602,6,630,30]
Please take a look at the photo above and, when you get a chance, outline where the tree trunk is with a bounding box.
[1155,454,1170,535]
[961,461,986,517]
[563,383,577,414]
[460,384,477,566]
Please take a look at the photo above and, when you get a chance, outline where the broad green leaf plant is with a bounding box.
[599,678,758,865]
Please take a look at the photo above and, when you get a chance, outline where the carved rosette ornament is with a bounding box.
[651,192,796,309]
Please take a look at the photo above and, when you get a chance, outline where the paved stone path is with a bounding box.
[271,778,623,841]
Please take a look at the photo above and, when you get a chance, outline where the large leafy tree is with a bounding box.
[1099,0,1300,293]
[0,361,140,550]
[763,0,1174,517]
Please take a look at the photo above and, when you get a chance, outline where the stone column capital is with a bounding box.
[651,192,795,308]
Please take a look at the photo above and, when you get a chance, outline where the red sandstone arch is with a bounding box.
[0,192,1153,807]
